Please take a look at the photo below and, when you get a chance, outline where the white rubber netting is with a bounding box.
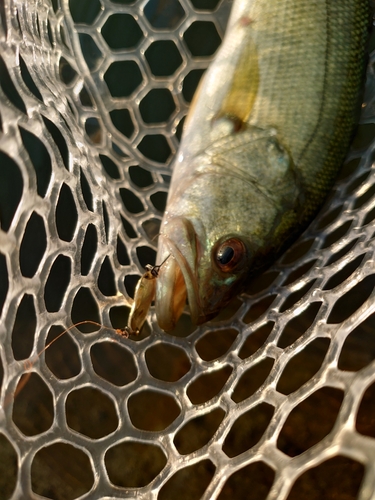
[1,0,375,499]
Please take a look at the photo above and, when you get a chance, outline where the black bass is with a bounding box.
[155,0,372,331]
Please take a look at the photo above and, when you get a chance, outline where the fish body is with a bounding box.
[156,0,372,331]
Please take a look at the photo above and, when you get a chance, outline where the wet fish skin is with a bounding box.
[156,0,373,330]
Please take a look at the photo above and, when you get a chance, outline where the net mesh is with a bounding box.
[1,0,375,498]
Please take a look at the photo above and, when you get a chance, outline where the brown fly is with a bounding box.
[122,254,170,336]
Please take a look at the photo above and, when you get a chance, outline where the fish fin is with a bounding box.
[216,33,259,125]
[186,32,259,132]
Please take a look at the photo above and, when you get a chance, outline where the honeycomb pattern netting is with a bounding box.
[1,0,375,498]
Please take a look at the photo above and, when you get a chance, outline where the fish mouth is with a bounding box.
[155,217,206,331]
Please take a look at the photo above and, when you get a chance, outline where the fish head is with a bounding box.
[155,127,302,331]
[156,215,253,330]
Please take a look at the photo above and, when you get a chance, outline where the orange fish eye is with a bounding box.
[214,238,246,272]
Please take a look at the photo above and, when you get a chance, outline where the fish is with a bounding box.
[155,0,373,331]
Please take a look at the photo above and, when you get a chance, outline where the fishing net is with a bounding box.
[1,0,375,498]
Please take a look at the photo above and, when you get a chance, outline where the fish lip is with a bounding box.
[155,216,204,330]
[159,234,201,326]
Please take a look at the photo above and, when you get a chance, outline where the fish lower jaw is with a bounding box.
[155,254,188,332]
[195,311,217,325]
[154,261,220,330]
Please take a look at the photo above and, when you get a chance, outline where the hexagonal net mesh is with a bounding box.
[1,0,375,498]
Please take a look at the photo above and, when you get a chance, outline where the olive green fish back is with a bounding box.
[231,0,372,220]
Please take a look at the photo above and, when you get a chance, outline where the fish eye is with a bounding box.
[214,238,246,272]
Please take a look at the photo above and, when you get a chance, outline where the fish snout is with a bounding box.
[155,217,200,331]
